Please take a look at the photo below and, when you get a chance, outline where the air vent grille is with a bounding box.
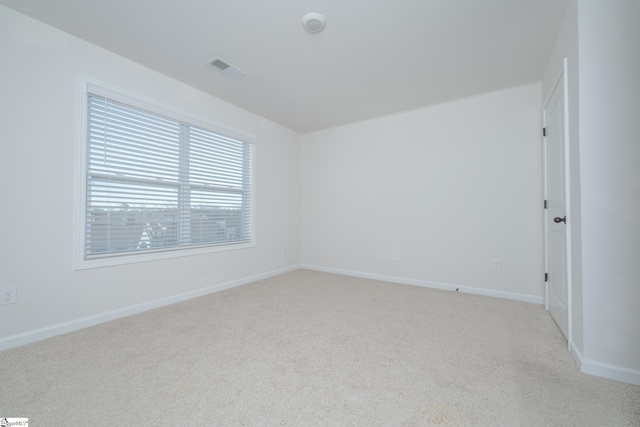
[206,57,246,79]
[209,59,230,70]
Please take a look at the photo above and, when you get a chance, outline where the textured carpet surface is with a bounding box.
[1,269,639,426]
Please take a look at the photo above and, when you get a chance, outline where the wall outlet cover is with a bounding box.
[1,286,17,305]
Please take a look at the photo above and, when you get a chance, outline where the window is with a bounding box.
[75,80,254,269]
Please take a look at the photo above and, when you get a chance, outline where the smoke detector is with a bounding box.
[302,13,326,33]
[206,57,246,79]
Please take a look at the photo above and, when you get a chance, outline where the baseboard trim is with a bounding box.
[570,340,584,369]
[544,315,640,386]
[580,357,640,386]
[5,264,637,386]
[0,265,301,352]
[300,264,543,305]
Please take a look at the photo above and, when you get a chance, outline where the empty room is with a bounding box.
[0,0,639,425]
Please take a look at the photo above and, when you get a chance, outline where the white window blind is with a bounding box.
[83,92,253,261]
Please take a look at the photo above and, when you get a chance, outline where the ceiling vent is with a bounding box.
[206,57,246,79]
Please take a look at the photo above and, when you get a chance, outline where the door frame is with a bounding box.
[543,58,572,349]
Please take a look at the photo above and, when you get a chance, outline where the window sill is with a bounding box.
[73,240,255,270]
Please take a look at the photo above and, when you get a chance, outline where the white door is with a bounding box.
[544,70,569,340]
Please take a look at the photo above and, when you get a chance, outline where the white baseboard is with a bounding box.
[580,357,640,386]
[4,263,637,386]
[0,265,300,352]
[300,264,544,305]
[570,340,584,369]
[548,312,640,386]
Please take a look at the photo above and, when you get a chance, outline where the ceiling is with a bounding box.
[1,0,569,133]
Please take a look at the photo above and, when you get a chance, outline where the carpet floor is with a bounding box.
[1,269,639,426]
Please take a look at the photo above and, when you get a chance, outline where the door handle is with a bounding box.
[553,216,566,224]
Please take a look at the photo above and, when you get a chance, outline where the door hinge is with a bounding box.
[544,200,548,209]
[543,127,547,137]
[545,273,549,282]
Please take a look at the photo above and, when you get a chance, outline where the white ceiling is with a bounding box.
[1,0,569,133]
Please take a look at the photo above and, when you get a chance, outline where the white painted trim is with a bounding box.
[73,75,89,270]
[581,358,640,387]
[541,106,549,312]
[6,263,636,386]
[570,339,584,369]
[555,308,639,386]
[562,57,574,354]
[300,264,544,305]
[0,265,300,352]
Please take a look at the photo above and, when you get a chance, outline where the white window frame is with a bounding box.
[74,76,255,270]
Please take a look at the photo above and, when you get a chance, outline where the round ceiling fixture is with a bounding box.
[302,13,326,33]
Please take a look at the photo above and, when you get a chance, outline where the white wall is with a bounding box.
[0,7,301,343]
[578,0,640,378]
[301,84,544,301]
[543,0,640,385]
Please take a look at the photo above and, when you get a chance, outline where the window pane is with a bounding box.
[85,179,179,256]
[189,189,246,245]
[189,126,245,188]
[88,96,181,182]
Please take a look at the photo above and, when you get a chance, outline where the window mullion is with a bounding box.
[241,142,252,240]
[178,123,191,246]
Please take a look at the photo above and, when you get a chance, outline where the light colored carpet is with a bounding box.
[1,269,638,426]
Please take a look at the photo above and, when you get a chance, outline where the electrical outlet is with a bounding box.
[353,249,358,258]
[492,259,501,271]
[0,286,17,305]
[391,252,397,261]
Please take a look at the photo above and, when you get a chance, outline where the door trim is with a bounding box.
[543,57,572,349]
